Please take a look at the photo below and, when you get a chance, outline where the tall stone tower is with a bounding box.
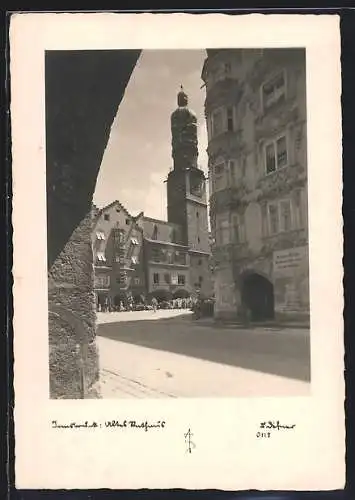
[167,86,209,253]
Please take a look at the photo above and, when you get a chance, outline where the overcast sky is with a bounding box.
[93,49,208,219]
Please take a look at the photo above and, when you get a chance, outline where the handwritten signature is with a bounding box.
[257,420,296,439]
[51,420,166,432]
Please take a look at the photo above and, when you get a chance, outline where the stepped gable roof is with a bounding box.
[93,199,132,224]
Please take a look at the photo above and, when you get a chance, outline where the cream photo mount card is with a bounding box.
[10,12,344,490]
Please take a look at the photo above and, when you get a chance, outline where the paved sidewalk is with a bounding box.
[97,336,310,399]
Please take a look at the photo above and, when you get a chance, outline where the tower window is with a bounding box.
[224,62,231,75]
[196,211,199,218]
[197,237,200,244]
[125,218,130,225]
[153,273,159,284]
[104,214,110,221]
[152,224,158,240]
[164,273,171,284]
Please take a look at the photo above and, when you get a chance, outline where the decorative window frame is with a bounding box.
[264,129,290,176]
[211,157,227,193]
[260,69,287,113]
[267,198,294,236]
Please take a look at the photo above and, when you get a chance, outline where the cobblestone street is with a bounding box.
[96,310,310,398]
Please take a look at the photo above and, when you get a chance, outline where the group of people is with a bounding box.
[97,296,196,313]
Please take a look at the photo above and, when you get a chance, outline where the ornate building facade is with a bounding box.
[202,49,309,321]
[92,87,213,309]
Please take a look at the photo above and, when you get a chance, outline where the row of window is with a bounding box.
[95,274,141,288]
[116,275,140,286]
[210,132,288,192]
[215,197,301,246]
[151,224,178,244]
[103,211,131,224]
[207,70,286,140]
[206,51,265,89]
[97,253,140,265]
[153,273,186,285]
[151,247,187,265]
[96,230,140,246]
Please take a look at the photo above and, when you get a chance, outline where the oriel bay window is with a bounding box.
[209,106,236,139]
[262,71,286,111]
[265,134,288,174]
[216,218,230,246]
[213,162,226,192]
[210,108,224,137]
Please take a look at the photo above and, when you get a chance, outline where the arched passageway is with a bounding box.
[47,49,141,398]
[241,273,275,321]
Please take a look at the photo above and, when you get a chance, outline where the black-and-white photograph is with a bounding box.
[46,48,310,400]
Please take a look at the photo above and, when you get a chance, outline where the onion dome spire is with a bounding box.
[177,84,188,107]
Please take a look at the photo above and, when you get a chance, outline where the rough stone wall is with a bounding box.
[48,212,98,399]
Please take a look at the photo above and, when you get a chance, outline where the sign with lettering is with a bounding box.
[273,246,307,275]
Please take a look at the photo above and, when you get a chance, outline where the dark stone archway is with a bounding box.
[46,50,141,398]
[241,273,275,321]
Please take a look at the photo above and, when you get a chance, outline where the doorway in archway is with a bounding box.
[241,273,274,321]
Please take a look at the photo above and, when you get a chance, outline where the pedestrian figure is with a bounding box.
[151,297,158,313]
